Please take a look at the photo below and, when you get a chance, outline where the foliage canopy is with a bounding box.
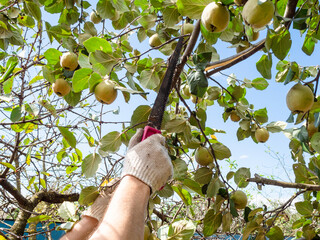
[0,0,320,239]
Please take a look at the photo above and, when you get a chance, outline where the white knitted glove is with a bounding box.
[82,178,120,222]
[121,128,173,193]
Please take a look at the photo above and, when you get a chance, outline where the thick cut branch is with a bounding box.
[205,40,265,76]
[205,0,299,75]
[40,191,79,203]
[171,20,201,88]
[247,175,320,191]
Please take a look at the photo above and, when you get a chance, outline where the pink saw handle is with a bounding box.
[141,126,161,141]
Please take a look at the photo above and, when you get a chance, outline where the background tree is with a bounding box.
[0,0,319,239]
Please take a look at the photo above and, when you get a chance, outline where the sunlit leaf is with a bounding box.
[78,186,99,205]
[81,153,102,178]
[99,131,122,153]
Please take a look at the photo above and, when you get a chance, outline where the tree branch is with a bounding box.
[172,20,201,88]
[205,0,299,76]
[40,191,79,203]
[205,40,265,76]
[247,175,320,191]
[0,178,29,207]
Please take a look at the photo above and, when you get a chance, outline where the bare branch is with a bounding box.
[247,174,320,191]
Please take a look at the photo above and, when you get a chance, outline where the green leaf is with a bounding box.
[10,106,21,122]
[28,215,51,223]
[176,0,212,19]
[58,127,77,148]
[72,68,92,92]
[62,37,78,52]
[158,183,174,198]
[222,212,232,232]
[256,54,272,79]
[194,167,213,184]
[88,72,102,92]
[193,52,212,70]
[40,178,46,189]
[164,117,188,133]
[17,15,35,28]
[234,167,250,188]
[99,131,122,153]
[0,162,16,171]
[44,48,62,65]
[302,34,316,56]
[203,210,222,236]
[167,220,196,240]
[137,13,157,29]
[162,7,180,27]
[64,91,81,107]
[292,219,305,229]
[78,186,99,206]
[251,78,269,90]
[81,153,102,178]
[83,37,112,53]
[9,28,24,46]
[311,132,320,153]
[242,221,260,240]
[211,143,231,160]
[254,108,268,124]
[24,1,42,21]
[0,56,18,83]
[96,0,116,19]
[266,226,284,240]
[58,7,80,25]
[271,29,292,60]
[110,0,129,12]
[114,86,144,95]
[90,50,119,76]
[172,158,188,180]
[172,184,192,205]
[183,178,203,196]
[139,69,160,90]
[112,12,133,30]
[42,66,55,84]
[39,99,57,117]
[47,25,72,41]
[226,85,246,101]
[266,121,287,133]
[130,105,151,128]
[295,201,313,215]
[207,178,222,198]
[83,22,97,37]
[78,52,92,69]
[187,70,208,98]
[248,208,263,221]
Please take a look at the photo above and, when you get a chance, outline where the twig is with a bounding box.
[247,174,320,191]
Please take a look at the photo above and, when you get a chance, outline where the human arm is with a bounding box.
[89,130,173,240]
[89,175,150,240]
[60,178,119,240]
[60,216,98,240]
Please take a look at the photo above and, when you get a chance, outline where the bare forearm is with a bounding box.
[89,175,150,240]
[60,216,98,240]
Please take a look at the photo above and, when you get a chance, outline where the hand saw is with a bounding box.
[141,36,184,140]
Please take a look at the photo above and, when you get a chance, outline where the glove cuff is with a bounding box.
[82,204,107,222]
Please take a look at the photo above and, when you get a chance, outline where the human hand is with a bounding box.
[121,128,173,193]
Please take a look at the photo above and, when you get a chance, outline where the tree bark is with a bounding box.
[0,177,79,239]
